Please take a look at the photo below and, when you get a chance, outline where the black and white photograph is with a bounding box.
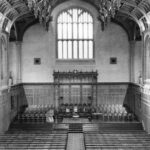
[0,0,150,149]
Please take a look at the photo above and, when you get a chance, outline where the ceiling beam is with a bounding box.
[118,9,144,32]
[122,0,147,18]
[3,0,19,16]
[4,3,28,16]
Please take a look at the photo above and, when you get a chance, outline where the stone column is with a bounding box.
[0,35,8,89]
[139,33,144,85]
[129,41,136,82]
[15,41,22,83]
[0,35,2,93]
[143,33,150,85]
[142,33,146,84]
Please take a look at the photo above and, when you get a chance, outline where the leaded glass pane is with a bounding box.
[57,8,93,60]
[84,41,88,59]
[68,41,72,59]
[63,41,67,59]
[89,41,93,59]
[73,41,78,59]
[58,41,63,59]
[79,41,83,59]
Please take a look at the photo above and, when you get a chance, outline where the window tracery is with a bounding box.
[57,8,94,60]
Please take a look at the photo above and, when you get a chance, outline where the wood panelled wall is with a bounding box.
[125,83,150,133]
[10,84,54,107]
[5,82,150,133]
[10,83,129,107]
[97,83,128,105]
[22,84,54,106]
[124,84,142,120]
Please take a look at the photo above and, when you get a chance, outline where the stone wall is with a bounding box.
[16,0,130,83]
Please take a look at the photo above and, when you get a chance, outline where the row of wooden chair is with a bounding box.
[58,103,93,113]
[24,105,54,114]
[92,104,136,121]
[57,103,136,121]
[16,105,55,123]
[16,113,46,123]
[15,103,136,123]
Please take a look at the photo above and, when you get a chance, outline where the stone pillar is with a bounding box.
[143,34,146,84]
[0,35,9,89]
[139,33,144,85]
[0,34,2,93]
[143,33,150,85]
[15,41,22,83]
[129,41,136,82]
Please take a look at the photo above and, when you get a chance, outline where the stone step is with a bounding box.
[83,122,143,132]
[69,123,83,133]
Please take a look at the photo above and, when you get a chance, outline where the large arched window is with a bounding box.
[57,8,93,60]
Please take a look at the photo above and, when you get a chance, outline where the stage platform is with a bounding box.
[62,118,90,123]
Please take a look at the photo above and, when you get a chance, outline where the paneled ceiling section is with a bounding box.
[0,0,150,40]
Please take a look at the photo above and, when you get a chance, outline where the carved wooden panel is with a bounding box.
[97,84,128,105]
[59,85,70,104]
[23,85,54,106]
[53,70,98,84]
[70,85,80,104]
[82,85,92,104]
[53,70,98,106]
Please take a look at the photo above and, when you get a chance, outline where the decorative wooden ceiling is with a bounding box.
[0,0,150,41]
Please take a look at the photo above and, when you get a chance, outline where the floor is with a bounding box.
[67,133,85,150]
[63,118,89,123]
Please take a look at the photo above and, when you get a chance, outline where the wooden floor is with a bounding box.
[1,120,150,150]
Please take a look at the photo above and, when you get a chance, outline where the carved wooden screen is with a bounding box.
[53,70,98,106]
[71,85,80,104]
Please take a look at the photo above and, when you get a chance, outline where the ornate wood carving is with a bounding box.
[53,70,98,107]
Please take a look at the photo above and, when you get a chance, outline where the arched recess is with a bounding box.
[0,34,8,88]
